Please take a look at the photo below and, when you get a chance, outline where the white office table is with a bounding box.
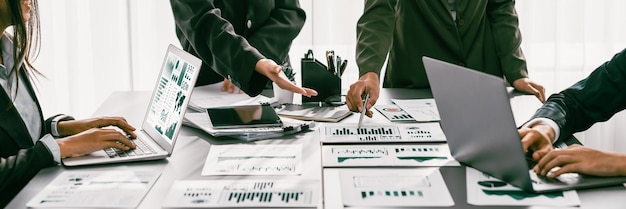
[8,88,626,209]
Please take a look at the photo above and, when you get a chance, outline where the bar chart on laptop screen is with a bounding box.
[321,123,447,143]
[162,180,319,208]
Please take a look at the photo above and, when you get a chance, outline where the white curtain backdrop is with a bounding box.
[32,0,626,152]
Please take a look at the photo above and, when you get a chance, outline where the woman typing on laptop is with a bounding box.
[0,0,136,206]
[519,48,626,178]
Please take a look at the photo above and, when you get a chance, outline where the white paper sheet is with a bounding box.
[466,167,580,206]
[322,144,459,167]
[162,179,319,208]
[201,144,303,176]
[374,104,416,122]
[188,82,271,111]
[26,170,161,208]
[391,98,440,122]
[339,168,454,207]
[320,122,446,143]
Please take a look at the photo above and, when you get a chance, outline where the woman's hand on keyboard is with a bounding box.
[56,128,137,158]
[57,116,137,139]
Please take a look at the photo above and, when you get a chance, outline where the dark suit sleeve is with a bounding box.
[355,0,397,77]
[246,0,305,65]
[170,0,268,96]
[0,142,55,205]
[486,0,528,84]
[531,49,626,142]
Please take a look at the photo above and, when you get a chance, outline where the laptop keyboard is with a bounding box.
[103,137,155,158]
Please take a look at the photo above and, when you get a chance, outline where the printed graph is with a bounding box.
[465,167,581,206]
[322,144,458,167]
[321,123,446,143]
[202,144,302,175]
[339,168,454,207]
[375,105,416,122]
[162,179,319,208]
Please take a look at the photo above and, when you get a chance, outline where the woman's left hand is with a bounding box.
[57,117,136,138]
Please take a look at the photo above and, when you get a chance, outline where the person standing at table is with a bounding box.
[519,48,626,178]
[0,0,138,206]
[170,0,317,97]
[346,0,545,116]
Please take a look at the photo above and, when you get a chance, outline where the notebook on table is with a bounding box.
[62,44,201,166]
[423,56,626,193]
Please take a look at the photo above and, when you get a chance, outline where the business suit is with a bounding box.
[531,48,626,142]
[170,0,306,96]
[0,69,57,206]
[357,0,527,88]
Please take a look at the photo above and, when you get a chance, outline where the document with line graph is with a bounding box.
[322,144,459,167]
[201,144,302,176]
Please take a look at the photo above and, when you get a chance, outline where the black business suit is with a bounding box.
[170,0,306,96]
[357,0,527,88]
[0,69,57,206]
[531,48,626,142]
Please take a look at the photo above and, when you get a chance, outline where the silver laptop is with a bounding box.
[63,44,201,166]
[423,56,626,193]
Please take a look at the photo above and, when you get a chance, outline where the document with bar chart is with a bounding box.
[391,98,440,122]
[201,144,302,176]
[162,179,319,208]
[319,123,446,143]
[27,170,161,208]
[374,104,415,122]
[339,168,454,207]
[466,167,580,206]
[321,144,459,167]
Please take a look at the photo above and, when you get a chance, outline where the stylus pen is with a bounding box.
[357,93,370,128]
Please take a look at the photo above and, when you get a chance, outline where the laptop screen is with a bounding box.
[142,45,200,147]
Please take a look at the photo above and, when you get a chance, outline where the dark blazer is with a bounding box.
[0,70,57,207]
[170,0,306,96]
[531,48,626,142]
[356,0,527,88]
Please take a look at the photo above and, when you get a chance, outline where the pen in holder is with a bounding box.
[301,49,342,103]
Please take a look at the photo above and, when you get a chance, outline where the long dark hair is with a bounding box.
[7,0,42,92]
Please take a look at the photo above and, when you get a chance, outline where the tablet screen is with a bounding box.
[206,104,283,129]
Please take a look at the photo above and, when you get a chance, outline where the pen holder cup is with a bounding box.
[301,58,341,103]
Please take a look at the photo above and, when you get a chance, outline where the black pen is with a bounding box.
[336,56,342,76]
[326,51,336,74]
[339,59,348,77]
[358,93,370,128]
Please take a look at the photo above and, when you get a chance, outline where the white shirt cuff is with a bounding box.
[39,134,61,164]
[522,118,561,144]
[51,114,72,137]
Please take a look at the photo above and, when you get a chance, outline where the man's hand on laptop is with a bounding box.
[534,145,626,178]
[519,124,555,162]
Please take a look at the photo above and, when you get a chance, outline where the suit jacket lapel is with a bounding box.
[0,70,43,147]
